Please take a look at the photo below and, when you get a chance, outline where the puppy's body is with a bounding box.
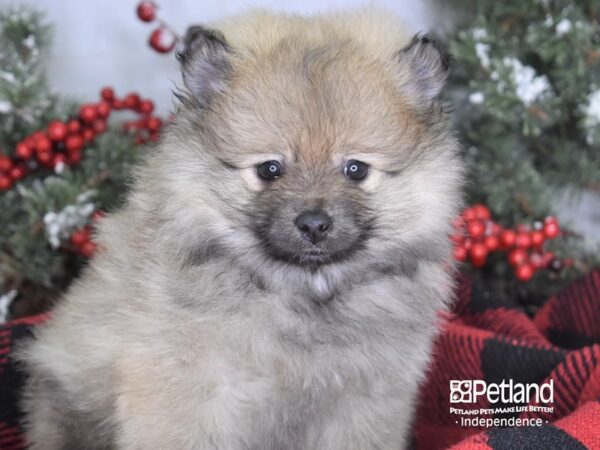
[20,10,463,450]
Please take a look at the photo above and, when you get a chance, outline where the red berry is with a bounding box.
[113,99,126,110]
[93,119,107,134]
[67,119,82,134]
[97,101,111,119]
[65,134,84,152]
[0,155,12,172]
[542,251,555,265]
[146,116,162,132]
[125,93,140,109]
[15,142,33,160]
[136,1,156,22]
[451,233,464,246]
[23,136,35,148]
[469,243,488,267]
[37,150,53,166]
[69,149,82,164]
[149,131,159,142]
[484,235,500,252]
[149,27,176,53]
[467,220,485,238]
[500,230,516,248]
[31,131,47,142]
[10,165,26,180]
[515,232,532,248]
[453,216,466,230]
[70,229,89,247]
[508,248,528,267]
[516,263,534,282]
[138,100,154,114]
[530,230,545,247]
[80,240,97,257]
[101,87,115,101]
[490,223,502,236]
[47,121,68,141]
[79,104,98,123]
[529,253,545,269]
[0,175,12,190]
[82,128,95,142]
[453,245,467,262]
[472,204,491,220]
[544,221,560,239]
[463,208,476,221]
[92,210,106,222]
[149,131,160,143]
[545,216,558,224]
[34,135,52,153]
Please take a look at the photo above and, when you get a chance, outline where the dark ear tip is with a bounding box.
[404,33,435,52]
[177,26,202,64]
[184,26,208,46]
[178,25,229,65]
[406,33,452,72]
[183,25,228,47]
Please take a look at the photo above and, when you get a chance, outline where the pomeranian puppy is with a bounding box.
[19,9,463,450]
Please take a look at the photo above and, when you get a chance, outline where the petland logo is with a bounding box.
[449,379,555,427]
[450,379,554,404]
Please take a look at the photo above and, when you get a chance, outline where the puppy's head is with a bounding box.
[152,11,463,288]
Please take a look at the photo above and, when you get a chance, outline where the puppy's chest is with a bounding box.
[251,289,416,377]
[174,268,429,385]
[152,280,430,444]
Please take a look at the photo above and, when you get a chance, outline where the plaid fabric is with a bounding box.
[415,270,600,450]
[0,314,47,450]
[0,273,598,449]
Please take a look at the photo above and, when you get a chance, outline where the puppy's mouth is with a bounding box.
[258,232,370,268]
[296,248,339,266]
[265,245,354,267]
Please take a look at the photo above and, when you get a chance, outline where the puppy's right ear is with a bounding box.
[177,26,232,105]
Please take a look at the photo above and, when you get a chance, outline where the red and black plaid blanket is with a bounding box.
[416,270,600,449]
[0,272,599,449]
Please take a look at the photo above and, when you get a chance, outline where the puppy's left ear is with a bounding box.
[177,25,232,105]
[395,34,451,114]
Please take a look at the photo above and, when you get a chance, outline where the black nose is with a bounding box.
[295,210,332,244]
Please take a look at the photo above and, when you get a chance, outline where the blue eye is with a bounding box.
[257,160,283,180]
[343,160,369,181]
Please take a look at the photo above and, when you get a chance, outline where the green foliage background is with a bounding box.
[0,8,144,317]
[445,0,600,308]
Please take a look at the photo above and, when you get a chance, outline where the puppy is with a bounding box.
[19,9,463,450]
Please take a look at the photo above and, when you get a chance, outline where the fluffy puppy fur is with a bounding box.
[19,9,463,450]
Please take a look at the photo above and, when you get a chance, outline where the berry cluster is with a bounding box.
[136,1,179,54]
[0,87,162,191]
[452,204,564,281]
[69,210,105,257]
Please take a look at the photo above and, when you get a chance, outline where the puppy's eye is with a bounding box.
[343,160,369,181]
[257,160,283,181]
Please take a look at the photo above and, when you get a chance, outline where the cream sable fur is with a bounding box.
[19,9,463,450]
